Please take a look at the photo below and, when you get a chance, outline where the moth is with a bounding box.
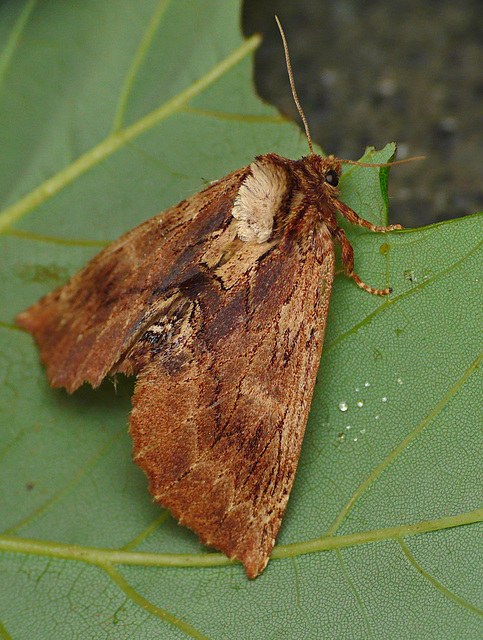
[17,21,413,577]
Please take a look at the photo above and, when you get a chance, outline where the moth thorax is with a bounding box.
[232,160,289,243]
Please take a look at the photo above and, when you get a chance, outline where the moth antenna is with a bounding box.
[341,156,425,168]
[275,16,314,155]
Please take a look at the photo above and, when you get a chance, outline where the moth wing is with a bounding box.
[16,169,248,392]
[129,225,335,577]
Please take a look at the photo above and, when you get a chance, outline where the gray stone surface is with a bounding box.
[243,1,482,227]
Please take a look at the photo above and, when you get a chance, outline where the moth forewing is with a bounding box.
[129,202,336,578]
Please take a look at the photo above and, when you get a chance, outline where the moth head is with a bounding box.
[293,154,342,200]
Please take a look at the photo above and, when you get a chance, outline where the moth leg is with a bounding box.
[333,199,403,233]
[334,227,391,296]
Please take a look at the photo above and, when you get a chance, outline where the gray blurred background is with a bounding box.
[243,0,482,227]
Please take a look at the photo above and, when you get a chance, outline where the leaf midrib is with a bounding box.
[1,509,481,570]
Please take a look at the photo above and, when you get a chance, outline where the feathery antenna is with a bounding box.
[275,16,314,155]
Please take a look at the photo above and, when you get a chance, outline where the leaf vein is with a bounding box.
[0,0,37,95]
[336,549,375,639]
[326,233,482,354]
[4,431,124,535]
[398,537,483,617]
[102,564,212,640]
[112,0,172,133]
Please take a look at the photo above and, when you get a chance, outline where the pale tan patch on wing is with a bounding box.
[232,159,288,243]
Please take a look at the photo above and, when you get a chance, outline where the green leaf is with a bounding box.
[0,1,482,639]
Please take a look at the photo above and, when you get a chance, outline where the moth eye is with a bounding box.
[325,170,339,186]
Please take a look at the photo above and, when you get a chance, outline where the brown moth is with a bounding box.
[16,21,410,578]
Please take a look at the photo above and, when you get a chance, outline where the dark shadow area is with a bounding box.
[52,373,135,428]
[243,0,483,227]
